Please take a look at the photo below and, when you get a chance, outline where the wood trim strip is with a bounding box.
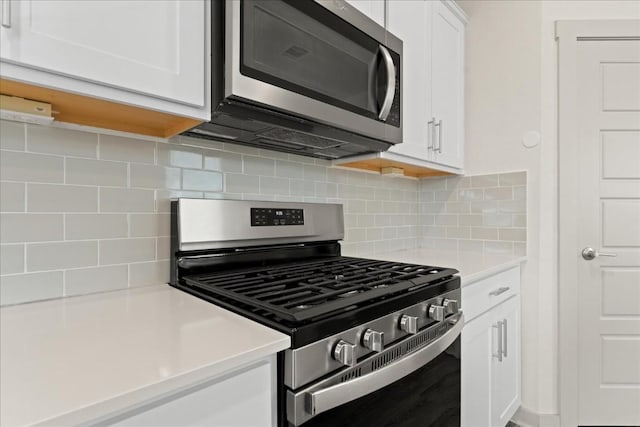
[337,157,453,178]
[0,79,202,138]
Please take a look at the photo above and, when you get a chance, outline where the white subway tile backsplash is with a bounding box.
[130,164,181,189]
[260,176,290,195]
[65,265,128,296]
[315,182,337,198]
[182,169,223,192]
[129,214,170,238]
[244,156,275,176]
[1,151,64,183]
[0,271,63,305]
[513,214,527,227]
[1,214,63,243]
[483,187,513,201]
[471,227,499,240]
[0,121,525,306]
[226,173,260,194]
[99,134,156,163]
[27,241,97,272]
[66,158,128,187]
[27,184,97,212]
[446,202,470,214]
[275,160,304,179]
[1,182,25,212]
[498,199,526,213]
[470,201,498,214]
[100,188,155,213]
[434,215,457,226]
[304,164,326,182]
[499,228,526,241]
[156,237,171,260]
[99,238,156,265]
[0,121,25,150]
[447,227,471,239]
[157,143,203,169]
[513,186,527,201]
[484,241,514,254]
[483,214,512,227]
[499,171,526,186]
[129,260,169,288]
[471,175,499,188]
[0,245,24,275]
[27,125,97,158]
[65,214,128,240]
[204,150,242,173]
[290,179,315,196]
[458,214,483,226]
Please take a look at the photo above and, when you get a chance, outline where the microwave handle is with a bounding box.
[305,312,464,419]
[377,45,396,121]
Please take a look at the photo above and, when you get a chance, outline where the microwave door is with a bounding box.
[226,0,401,144]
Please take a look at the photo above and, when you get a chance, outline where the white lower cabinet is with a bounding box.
[107,357,277,427]
[461,267,521,427]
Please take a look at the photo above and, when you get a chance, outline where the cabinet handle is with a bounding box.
[502,318,508,358]
[1,0,10,28]
[435,119,442,153]
[489,286,510,297]
[493,320,503,362]
[427,117,435,151]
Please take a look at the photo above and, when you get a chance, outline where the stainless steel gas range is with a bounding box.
[170,199,464,427]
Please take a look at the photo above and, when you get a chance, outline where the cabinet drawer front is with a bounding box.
[462,266,520,322]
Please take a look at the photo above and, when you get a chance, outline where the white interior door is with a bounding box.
[574,39,640,425]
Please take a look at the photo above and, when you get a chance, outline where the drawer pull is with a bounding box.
[489,286,510,297]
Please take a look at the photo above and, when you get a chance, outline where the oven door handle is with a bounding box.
[305,312,464,418]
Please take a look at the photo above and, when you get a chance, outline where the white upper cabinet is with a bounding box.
[387,0,431,160]
[0,0,208,121]
[344,0,385,27]
[430,0,465,169]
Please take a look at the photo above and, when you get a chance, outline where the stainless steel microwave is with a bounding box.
[183,0,403,160]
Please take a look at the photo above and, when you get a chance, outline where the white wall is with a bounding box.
[457,0,544,416]
[458,0,640,420]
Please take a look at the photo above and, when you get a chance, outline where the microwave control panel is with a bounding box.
[251,208,304,226]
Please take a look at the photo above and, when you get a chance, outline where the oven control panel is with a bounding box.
[251,208,304,226]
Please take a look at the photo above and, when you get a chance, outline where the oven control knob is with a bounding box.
[443,299,459,314]
[362,329,384,352]
[399,315,418,334]
[428,305,445,322]
[333,340,357,367]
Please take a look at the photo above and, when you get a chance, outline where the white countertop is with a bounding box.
[369,248,526,285]
[0,285,290,427]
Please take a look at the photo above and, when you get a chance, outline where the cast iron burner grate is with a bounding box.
[183,256,457,323]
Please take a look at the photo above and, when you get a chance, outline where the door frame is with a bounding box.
[557,20,640,427]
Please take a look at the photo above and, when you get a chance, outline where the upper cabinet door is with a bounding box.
[430,0,465,169]
[343,0,385,27]
[387,0,431,160]
[0,0,205,107]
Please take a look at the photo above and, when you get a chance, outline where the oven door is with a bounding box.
[286,313,463,427]
[225,0,402,144]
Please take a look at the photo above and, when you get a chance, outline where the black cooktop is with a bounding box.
[178,256,460,348]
